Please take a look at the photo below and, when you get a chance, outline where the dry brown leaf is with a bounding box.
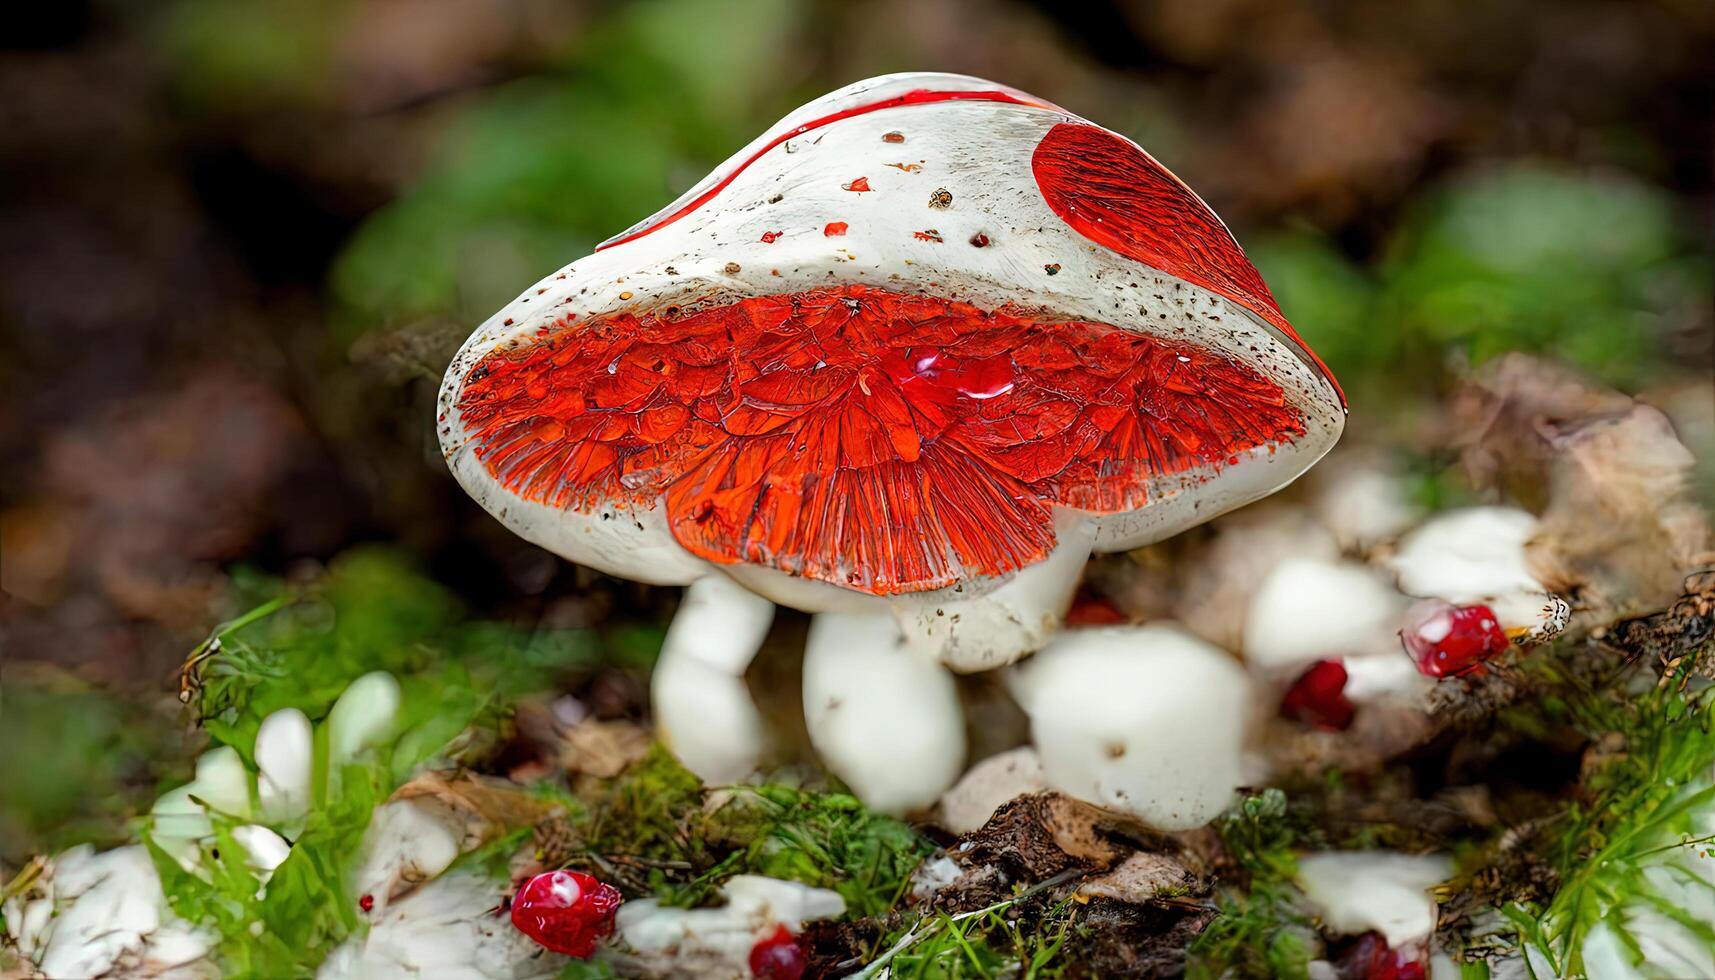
[388,771,557,852]
[1452,354,1711,623]
[557,718,652,779]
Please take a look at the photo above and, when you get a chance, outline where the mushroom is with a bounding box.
[1387,506,1570,644]
[1007,623,1254,829]
[437,72,1345,811]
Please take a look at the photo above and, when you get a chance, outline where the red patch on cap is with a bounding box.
[1031,123,1342,405]
[458,285,1304,595]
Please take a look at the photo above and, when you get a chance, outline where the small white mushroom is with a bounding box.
[327,670,403,763]
[936,746,1046,834]
[1388,506,1569,642]
[613,875,845,979]
[1243,558,1410,675]
[1242,557,1430,714]
[1307,453,1421,553]
[1295,851,1451,946]
[802,610,965,815]
[355,799,465,907]
[1,844,215,979]
[150,745,258,870]
[317,871,558,980]
[231,824,292,876]
[255,706,314,825]
[1010,624,1253,829]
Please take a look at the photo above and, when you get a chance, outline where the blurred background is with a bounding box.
[2,0,1711,863]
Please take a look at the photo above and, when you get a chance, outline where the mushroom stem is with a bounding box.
[900,521,1094,672]
[652,574,776,784]
[802,611,966,814]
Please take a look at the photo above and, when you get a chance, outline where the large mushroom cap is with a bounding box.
[439,72,1344,606]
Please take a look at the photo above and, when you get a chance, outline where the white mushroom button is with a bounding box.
[937,746,1046,834]
[1243,558,1410,676]
[326,670,403,764]
[613,875,845,979]
[255,706,314,825]
[1388,506,1570,643]
[1010,624,1254,829]
[1295,851,1451,947]
[437,72,1344,809]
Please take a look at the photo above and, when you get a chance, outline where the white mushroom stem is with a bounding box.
[898,522,1094,672]
[802,610,965,814]
[652,573,776,785]
[1010,624,1252,830]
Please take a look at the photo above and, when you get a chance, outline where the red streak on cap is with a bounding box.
[1031,124,1343,405]
[458,285,1304,595]
[597,88,1048,251]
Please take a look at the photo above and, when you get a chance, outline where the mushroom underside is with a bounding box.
[456,283,1313,598]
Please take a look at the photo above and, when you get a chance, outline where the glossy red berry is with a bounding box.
[510,870,623,958]
[748,925,807,980]
[1280,659,1356,731]
[358,893,374,913]
[1401,601,1509,678]
[1334,931,1426,980]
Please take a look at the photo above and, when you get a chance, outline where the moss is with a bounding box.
[532,748,935,917]
[1186,790,1318,980]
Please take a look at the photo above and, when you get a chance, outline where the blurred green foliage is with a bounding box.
[194,548,601,779]
[0,684,193,860]
[1254,164,1710,397]
[141,549,609,976]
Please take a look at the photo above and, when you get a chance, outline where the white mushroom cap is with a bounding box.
[1243,558,1409,674]
[1010,624,1253,829]
[1295,851,1451,946]
[255,706,314,825]
[1388,506,1567,639]
[327,670,403,764]
[936,746,1047,834]
[1307,453,1422,552]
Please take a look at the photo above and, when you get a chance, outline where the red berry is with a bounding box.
[748,925,806,980]
[1065,591,1128,627]
[1401,601,1509,678]
[510,870,623,958]
[359,893,374,913]
[1334,931,1426,980]
[1280,659,1356,731]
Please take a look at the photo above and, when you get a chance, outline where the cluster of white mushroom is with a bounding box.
[2,672,426,979]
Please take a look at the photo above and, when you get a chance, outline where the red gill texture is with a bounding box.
[457,285,1304,595]
[1031,123,1344,405]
